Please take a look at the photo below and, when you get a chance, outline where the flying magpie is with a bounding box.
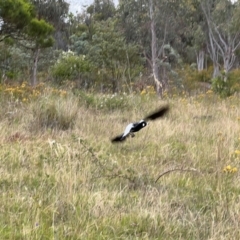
[111,105,169,143]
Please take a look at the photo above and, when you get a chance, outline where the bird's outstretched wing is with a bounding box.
[144,105,169,121]
[111,105,170,143]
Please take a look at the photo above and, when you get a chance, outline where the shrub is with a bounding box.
[99,93,130,111]
[212,69,240,98]
[50,50,91,84]
[76,90,96,108]
[177,65,212,93]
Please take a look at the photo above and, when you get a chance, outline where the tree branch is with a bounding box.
[157,21,167,59]
[143,48,152,68]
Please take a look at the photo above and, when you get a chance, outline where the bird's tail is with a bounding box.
[111,135,126,143]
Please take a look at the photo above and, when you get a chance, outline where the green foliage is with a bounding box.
[2,0,240,96]
[0,0,55,87]
[30,0,69,28]
[96,94,130,111]
[29,19,50,36]
[0,0,54,48]
[70,32,90,55]
[20,17,54,51]
[87,19,143,92]
[0,43,31,82]
[0,0,35,30]
[51,51,91,84]
[212,76,231,98]
[91,0,116,21]
[212,69,240,98]
[0,0,54,45]
[68,16,144,92]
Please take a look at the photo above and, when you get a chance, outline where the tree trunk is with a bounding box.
[31,48,40,86]
[149,0,163,97]
[196,49,205,71]
[213,62,220,79]
[223,47,235,77]
[207,31,221,78]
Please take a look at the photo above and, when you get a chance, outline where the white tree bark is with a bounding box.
[32,48,40,86]
[149,0,163,97]
[196,49,205,71]
[201,1,240,78]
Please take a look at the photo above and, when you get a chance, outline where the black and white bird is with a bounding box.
[111,105,169,143]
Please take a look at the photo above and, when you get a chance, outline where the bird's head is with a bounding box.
[139,120,147,127]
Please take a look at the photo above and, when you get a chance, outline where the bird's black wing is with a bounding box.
[111,106,169,143]
[144,105,169,121]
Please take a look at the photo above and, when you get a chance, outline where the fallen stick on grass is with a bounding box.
[155,167,201,183]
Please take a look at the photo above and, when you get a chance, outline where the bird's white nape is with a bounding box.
[122,123,134,138]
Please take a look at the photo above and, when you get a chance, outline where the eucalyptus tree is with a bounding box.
[69,0,116,55]
[87,19,143,92]
[168,0,207,71]
[118,0,177,97]
[200,0,240,78]
[90,0,116,21]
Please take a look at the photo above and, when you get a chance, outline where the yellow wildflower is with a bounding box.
[223,165,231,173]
[223,165,238,173]
[226,165,231,170]
[235,150,240,155]
[21,83,26,88]
[206,90,213,94]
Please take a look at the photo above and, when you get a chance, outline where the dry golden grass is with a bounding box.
[0,90,240,239]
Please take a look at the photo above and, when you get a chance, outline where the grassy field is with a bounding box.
[0,86,240,239]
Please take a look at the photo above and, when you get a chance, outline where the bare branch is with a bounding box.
[212,22,228,51]
[232,33,240,51]
[143,48,152,68]
[155,167,202,183]
[157,21,167,58]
